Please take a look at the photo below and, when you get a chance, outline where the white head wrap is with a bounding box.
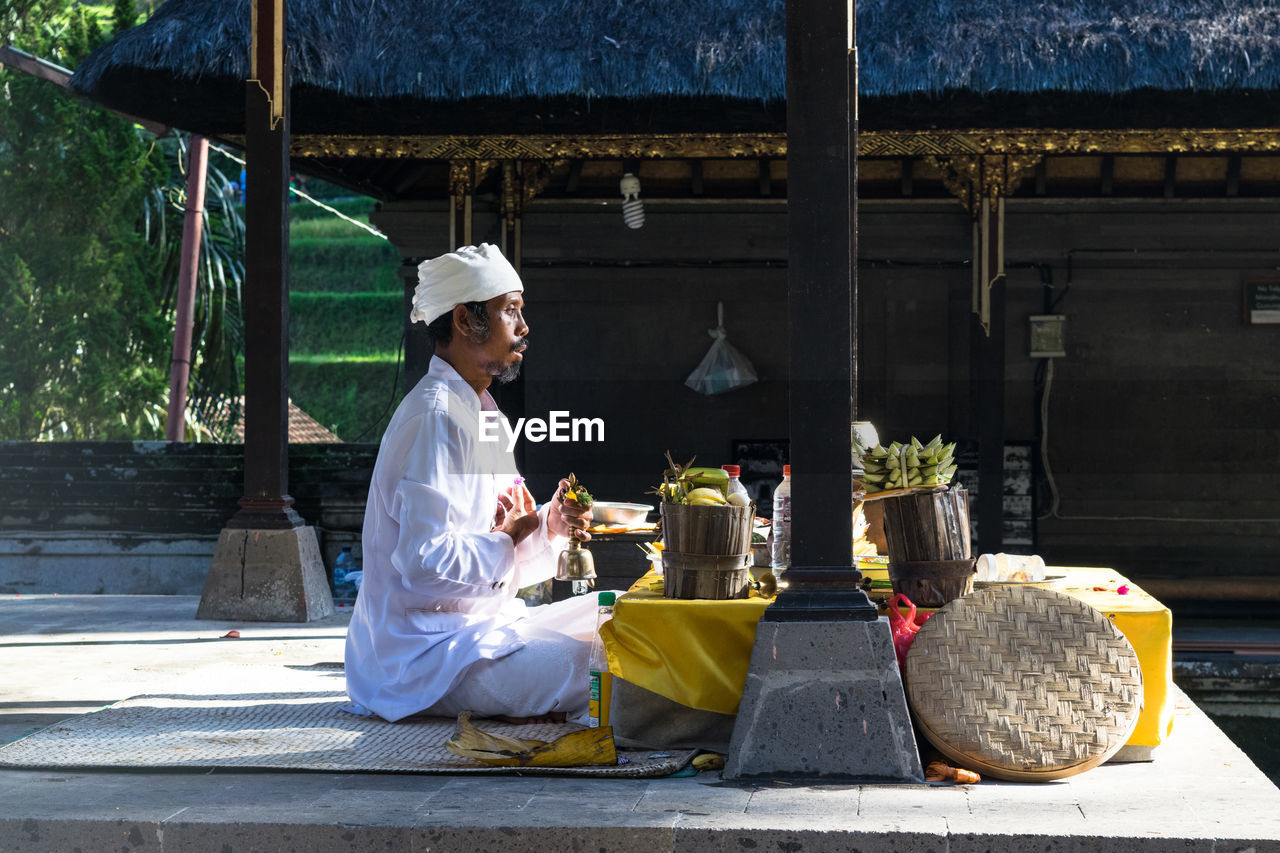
[410,243,523,326]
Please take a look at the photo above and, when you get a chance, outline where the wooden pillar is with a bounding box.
[231,0,300,530]
[764,0,876,620]
[725,1,921,785]
[199,0,330,622]
[449,159,474,249]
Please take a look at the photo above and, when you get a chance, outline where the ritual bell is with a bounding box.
[556,535,596,581]
[555,471,597,583]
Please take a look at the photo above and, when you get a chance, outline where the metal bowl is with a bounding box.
[590,501,654,524]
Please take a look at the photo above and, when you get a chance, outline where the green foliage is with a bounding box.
[288,197,378,223]
[0,0,170,439]
[289,359,404,442]
[286,223,402,441]
[290,237,401,293]
[290,292,401,356]
[111,0,135,33]
[1,0,395,441]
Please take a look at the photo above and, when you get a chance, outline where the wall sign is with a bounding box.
[1244,279,1280,326]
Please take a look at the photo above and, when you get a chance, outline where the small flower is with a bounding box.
[1117,584,1130,595]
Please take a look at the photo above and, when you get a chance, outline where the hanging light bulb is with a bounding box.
[620,172,645,229]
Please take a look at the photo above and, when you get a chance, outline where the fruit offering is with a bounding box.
[650,452,749,507]
[857,434,957,494]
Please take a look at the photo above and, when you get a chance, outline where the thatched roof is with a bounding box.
[69,0,1280,136]
[859,2,1280,95]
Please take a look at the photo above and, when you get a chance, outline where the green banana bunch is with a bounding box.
[650,454,732,504]
[684,467,729,496]
[857,434,957,493]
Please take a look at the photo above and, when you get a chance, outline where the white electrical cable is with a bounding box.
[208,142,388,241]
[1038,356,1276,524]
[1038,357,1061,519]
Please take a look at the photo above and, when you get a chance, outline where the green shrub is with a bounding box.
[289,358,405,442]
[291,214,379,239]
[286,197,373,224]
[290,238,402,293]
[289,293,402,355]
[0,2,171,439]
[290,188,372,213]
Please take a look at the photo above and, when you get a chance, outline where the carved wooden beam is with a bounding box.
[276,128,1280,161]
[928,153,1043,217]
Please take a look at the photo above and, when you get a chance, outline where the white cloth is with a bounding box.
[420,600,600,721]
[344,355,596,722]
[410,243,523,326]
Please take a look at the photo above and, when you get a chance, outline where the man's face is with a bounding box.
[477,291,529,384]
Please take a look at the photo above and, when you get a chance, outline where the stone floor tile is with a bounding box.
[742,781,861,815]
[634,779,753,814]
[856,782,971,812]
[419,776,547,811]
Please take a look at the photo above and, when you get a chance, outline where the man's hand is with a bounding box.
[493,483,539,546]
[548,477,593,543]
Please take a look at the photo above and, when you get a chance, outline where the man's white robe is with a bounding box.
[345,356,599,722]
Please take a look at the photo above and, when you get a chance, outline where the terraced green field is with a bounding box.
[287,198,405,441]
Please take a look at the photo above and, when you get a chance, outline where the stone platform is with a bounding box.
[1,594,1278,852]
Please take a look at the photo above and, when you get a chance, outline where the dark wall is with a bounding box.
[997,199,1280,585]
[513,197,1279,588]
[855,199,1280,587]
[517,201,791,507]
[0,441,376,594]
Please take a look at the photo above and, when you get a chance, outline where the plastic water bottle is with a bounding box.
[333,546,359,600]
[722,464,750,505]
[587,591,617,728]
[770,465,792,572]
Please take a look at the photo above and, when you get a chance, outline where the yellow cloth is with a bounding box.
[1048,567,1175,748]
[599,578,771,716]
[599,566,1174,748]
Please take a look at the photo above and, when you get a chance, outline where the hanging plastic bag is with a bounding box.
[887,593,929,670]
[685,301,758,396]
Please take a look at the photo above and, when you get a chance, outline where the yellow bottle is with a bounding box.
[587,591,616,728]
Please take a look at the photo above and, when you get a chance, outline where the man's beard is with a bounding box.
[494,362,522,384]
[490,337,528,385]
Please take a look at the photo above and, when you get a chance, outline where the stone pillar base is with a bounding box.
[724,617,922,782]
[197,526,334,622]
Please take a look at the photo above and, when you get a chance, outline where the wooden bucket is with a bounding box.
[888,559,977,608]
[660,502,752,556]
[882,487,974,607]
[662,551,752,600]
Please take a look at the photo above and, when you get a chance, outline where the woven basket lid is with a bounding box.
[904,585,1143,782]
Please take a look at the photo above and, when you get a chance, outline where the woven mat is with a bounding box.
[904,585,1143,783]
[0,691,695,777]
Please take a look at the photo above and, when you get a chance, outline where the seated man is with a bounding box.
[345,243,600,725]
